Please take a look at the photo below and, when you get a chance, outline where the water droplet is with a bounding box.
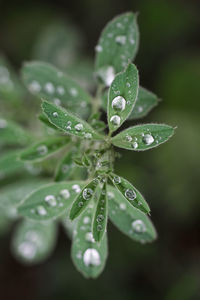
[83,216,90,224]
[107,191,114,199]
[52,111,58,117]
[72,184,81,193]
[18,241,36,259]
[95,45,103,52]
[66,125,71,131]
[54,98,61,106]
[28,80,41,93]
[75,123,83,131]
[44,194,57,207]
[97,224,103,231]
[110,115,121,126]
[82,188,93,200]
[57,86,65,95]
[98,66,115,87]
[112,96,126,111]
[113,176,121,184]
[115,35,126,45]
[85,232,95,243]
[76,251,82,259]
[125,189,136,201]
[60,189,70,199]
[137,106,143,113]
[132,220,146,233]
[84,133,92,139]
[126,82,131,88]
[125,135,132,142]
[44,82,55,94]
[0,118,7,129]
[83,248,101,266]
[70,88,78,97]
[129,38,135,45]
[37,205,47,216]
[78,201,84,207]
[132,142,138,149]
[37,145,48,156]
[96,214,104,222]
[143,134,154,145]
[119,203,126,210]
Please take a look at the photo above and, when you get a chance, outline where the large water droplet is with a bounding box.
[44,194,57,207]
[18,241,36,259]
[37,205,47,216]
[75,123,83,131]
[96,214,104,223]
[112,96,126,111]
[37,145,48,156]
[132,220,146,233]
[113,176,121,184]
[143,134,154,145]
[125,189,136,201]
[82,188,93,200]
[60,189,70,199]
[110,115,121,126]
[83,248,101,266]
[115,35,126,45]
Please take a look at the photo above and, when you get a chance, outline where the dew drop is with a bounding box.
[107,191,114,199]
[143,134,154,145]
[28,81,41,93]
[70,88,78,97]
[126,82,131,88]
[37,205,47,216]
[44,195,57,207]
[110,115,121,126]
[97,224,103,231]
[132,220,146,233]
[84,133,92,139]
[132,142,138,149]
[72,184,81,193]
[112,96,126,111]
[125,134,132,142]
[95,45,103,52]
[75,123,83,131]
[57,86,65,95]
[85,232,95,243]
[125,189,136,201]
[44,82,55,94]
[37,145,48,156]
[82,188,93,200]
[0,118,7,129]
[83,216,90,224]
[52,111,58,117]
[78,201,84,207]
[96,214,104,223]
[54,98,61,106]
[115,35,126,45]
[18,242,36,259]
[83,248,101,266]
[119,203,126,210]
[60,189,70,199]
[113,176,121,184]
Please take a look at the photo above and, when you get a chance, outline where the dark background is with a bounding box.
[0,0,200,299]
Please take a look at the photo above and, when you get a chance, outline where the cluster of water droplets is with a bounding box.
[131,219,146,233]
[123,131,156,149]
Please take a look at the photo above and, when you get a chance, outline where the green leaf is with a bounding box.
[92,182,107,242]
[22,61,91,118]
[55,150,76,182]
[95,12,139,83]
[0,118,30,146]
[19,136,69,162]
[107,63,139,133]
[42,100,103,140]
[71,204,108,278]
[107,186,157,243]
[0,178,47,218]
[11,220,57,264]
[128,87,159,120]
[38,113,59,130]
[109,173,150,214]
[18,181,85,221]
[0,150,24,181]
[111,124,175,151]
[70,179,99,220]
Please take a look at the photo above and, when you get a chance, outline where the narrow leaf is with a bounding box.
[11,220,57,264]
[92,183,107,242]
[38,113,59,130]
[19,136,69,162]
[18,181,84,221]
[55,150,75,181]
[69,179,99,220]
[111,124,175,151]
[107,186,157,243]
[0,118,30,146]
[71,204,108,278]
[42,100,103,140]
[108,63,139,133]
[109,173,150,214]
[22,61,91,117]
[128,87,159,120]
[95,12,139,81]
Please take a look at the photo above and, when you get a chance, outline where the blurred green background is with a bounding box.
[0,0,200,299]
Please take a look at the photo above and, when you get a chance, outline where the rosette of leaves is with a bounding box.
[1,12,175,278]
